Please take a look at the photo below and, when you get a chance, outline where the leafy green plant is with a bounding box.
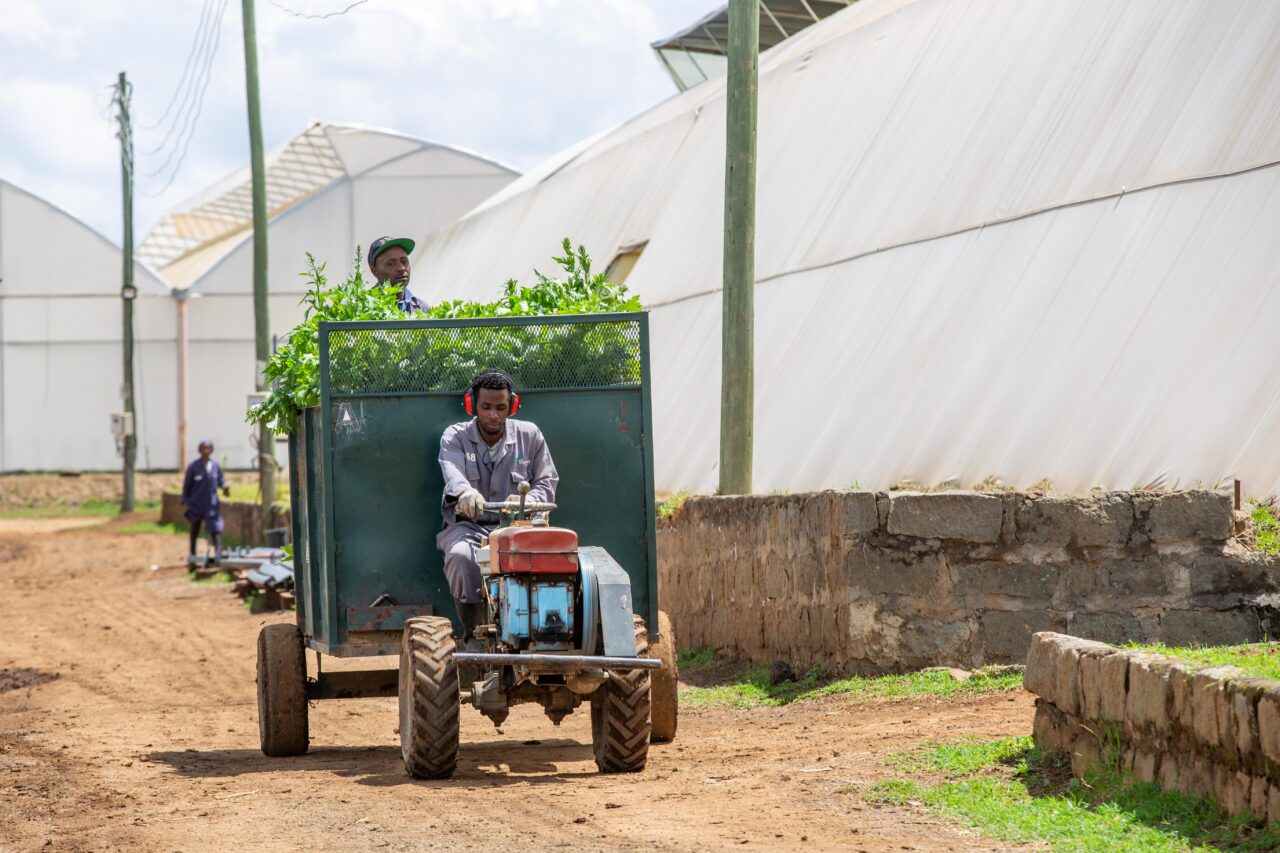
[247,239,643,434]
[1251,501,1280,555]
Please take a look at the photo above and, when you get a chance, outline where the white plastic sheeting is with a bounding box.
[414,0,1280,496]
[0,180,175,471]
[141,123,517,471]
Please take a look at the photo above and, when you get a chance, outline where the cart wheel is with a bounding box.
[591,615,651,773]
[399,616,460,779]
[257,623,309,756]
[648,610,679,744]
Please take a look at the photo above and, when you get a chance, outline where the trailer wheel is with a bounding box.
[648,610,679,743]
[399,616,460,779]
[257,623,309,757]
[591,615,651,773]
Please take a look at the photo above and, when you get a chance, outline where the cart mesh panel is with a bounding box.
[325,319,642,396]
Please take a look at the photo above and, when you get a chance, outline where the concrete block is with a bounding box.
[1079,646,1120,721]
[886,491,1003,543]
[1126,653,1174,735]
[1189,553,1280,601]
[1230,680,1264,773]
[1098,651,1130,722]
[1269,784,1280,825]
[1158,753,1181,791]
[1104,558,1167,599]
[982,611,1068,665]
[1192,667,1246,753]
[1048,635,1113,718]
[1068,611,1144,645]
[1017,494,1134,548]
[843,545,950,597]
[1217,766,1252,816]
[1169,662,1199,736]
[1032,698,1076,753]
[1161,609,1262,647]
[1144,490,1233,542]
[842,491,880,537]
[1133,748,1160,783]
[999,493,1022,544]
[954,561,1058,600]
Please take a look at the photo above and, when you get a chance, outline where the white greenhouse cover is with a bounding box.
[0,180,174,472]
[414,0,1280,497]
[136,122,518,472]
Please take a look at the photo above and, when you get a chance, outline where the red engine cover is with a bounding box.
[491,526,579,574]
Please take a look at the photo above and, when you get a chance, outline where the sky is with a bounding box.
[0,0,713,246]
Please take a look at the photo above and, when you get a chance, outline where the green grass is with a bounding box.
[676,647,719,672]
[225,482,289,504]
[657,491,688,519]
[189,570,235,584]
[1123,642,1280,682]
[0,497,160,519]
[1251,502,1280,555]
[679,655,1024,709]
[867,738,1280,852]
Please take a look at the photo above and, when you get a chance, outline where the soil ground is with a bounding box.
[0,473,262,510]
[0,518,1036,851]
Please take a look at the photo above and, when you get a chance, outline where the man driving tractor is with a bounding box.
[437,369,559,650]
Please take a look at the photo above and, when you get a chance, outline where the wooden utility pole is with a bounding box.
[719,0,758,495]
[115,71,138,512]
[241,0,276,522]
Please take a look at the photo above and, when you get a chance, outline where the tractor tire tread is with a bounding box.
[399,616,460,779]
[591,615,651,773]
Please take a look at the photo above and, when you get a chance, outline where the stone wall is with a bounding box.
[1026,631,1280,821]
[160,492,290,546]
[657,490,1279,674]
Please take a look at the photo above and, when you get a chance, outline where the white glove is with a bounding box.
[457,488,485,521]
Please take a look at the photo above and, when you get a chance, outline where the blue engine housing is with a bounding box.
[488,574,576,650]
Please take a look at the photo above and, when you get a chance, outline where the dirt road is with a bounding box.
[0,520,1035,851]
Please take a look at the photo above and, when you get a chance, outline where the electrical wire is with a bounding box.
[137,0,218,132]
[138,0,223,157]
[270,0,368,19]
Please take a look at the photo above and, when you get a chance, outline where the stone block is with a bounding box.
[1104,558,1168,599]
[1079,646,1120,721]
[1144,490,1233,542]
[842,491,880,537]
[1033,698,1076,753]
[886,491,1003,543]
[1161,609,1262,647]
[1133,748,1159,783]
[1017,494,1134,548]
[982,610,1068,665]
[844,545,950,597]
[1169,662,1198,736]
[1191,667,1246,755]
[1068,611,1144,645]
[1189,553,1280,601]
[1158,753,1181,791]
[1258,687,1280,767]
[1269,784,1280,825]
[1023,631,1060,700]
[1252,775,1270,818]
[1048,635,1113,718]
[1126,653,1175,735]
[1231,680,1265,773]
[1098,651,1130,722]
[954,562,1058,601]
[1217,766,1253,816]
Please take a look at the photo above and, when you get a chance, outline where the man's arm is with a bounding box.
[438,427,473,501]
[180,464,193,504]
[525,428,559,504]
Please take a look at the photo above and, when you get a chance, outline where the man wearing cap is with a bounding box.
[181,439,230,565]
[368,235,428,313]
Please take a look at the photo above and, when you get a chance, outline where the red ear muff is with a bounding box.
[464,390,518,416]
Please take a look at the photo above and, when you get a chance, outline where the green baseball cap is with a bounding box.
[368,235,416,265]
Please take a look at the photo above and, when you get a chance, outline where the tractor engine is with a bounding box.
[485,526,579,650]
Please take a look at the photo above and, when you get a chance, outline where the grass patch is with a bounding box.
[1251,502,1280,555]
[0,497,160,519]
[680,663,1023,709]
[189,570,235,584]
[225,482,289,504]
[657,491,688,519]
[867,738,1280,852]
[1124,642,1280,682]
[676,647,720,672]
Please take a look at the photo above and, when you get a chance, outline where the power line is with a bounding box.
[270,0,368,20]
[137,0,218,132]
[139,0,227,161]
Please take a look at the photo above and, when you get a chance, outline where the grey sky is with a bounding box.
[0,0,712,246]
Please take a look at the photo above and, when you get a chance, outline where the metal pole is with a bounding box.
[176,290,189,469]
[116,71,137,512]
[241,0,276,523]
[719,0,757,495]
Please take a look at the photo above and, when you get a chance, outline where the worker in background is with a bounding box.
[181,439,230,565]
[368,235,428,312]
[437,370,558,651]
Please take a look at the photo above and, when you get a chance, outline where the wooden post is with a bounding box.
[241,0,276,522]
[719,0,758,495]
[115,71,137,512]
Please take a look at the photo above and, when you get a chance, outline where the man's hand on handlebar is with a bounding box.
[457,488,486,521]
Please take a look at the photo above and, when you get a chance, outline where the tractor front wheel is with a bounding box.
[399,616,460,779]
[257,623,309,756]
[648,610,679,743]
[591,615,651,773]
